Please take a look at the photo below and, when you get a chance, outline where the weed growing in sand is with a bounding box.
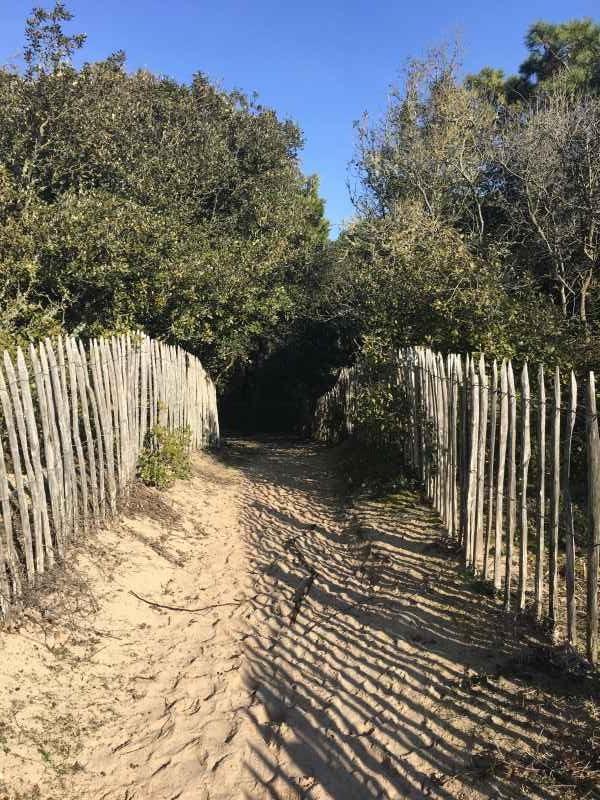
[138,425,192,489]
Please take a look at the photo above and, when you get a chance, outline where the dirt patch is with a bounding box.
[121,481,183,528]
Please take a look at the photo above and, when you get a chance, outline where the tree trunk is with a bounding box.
[560,285,567,317]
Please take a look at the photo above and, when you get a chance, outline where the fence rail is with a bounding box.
[315,346,600,666]
[0,333,219,613]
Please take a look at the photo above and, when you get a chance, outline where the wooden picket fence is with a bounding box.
[0,333,219,614]
[315,346,600,666]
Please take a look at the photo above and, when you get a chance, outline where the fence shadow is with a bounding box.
[219,437,599,800]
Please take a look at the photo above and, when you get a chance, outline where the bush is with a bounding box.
[320,337,436,493]
[138,425,192,489]
[331,204,569,369]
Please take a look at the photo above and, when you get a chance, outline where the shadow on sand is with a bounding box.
[219,437,599,800]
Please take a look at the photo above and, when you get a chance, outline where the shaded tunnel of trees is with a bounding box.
[219,320,354,434]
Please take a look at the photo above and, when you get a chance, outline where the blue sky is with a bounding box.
[0,0,598,236]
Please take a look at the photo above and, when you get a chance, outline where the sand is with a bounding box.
[0,438,596,800]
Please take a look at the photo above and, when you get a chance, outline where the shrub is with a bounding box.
[138,425,192,490]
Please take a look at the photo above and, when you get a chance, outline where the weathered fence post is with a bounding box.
[459,355,469,549]
[494,360,508,591]
[466,360,480,569]
[587,372,600,665]
[563,372,577,644]
[549,367,561,626]
[504,362,517,610]
[535,365,546,621]
[484,360,498,580]
[475,355,488,574]
[518,364,531,611]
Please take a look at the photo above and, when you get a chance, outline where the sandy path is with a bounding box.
[226,439,595,800]
[0,438,596,800]
[0,451,259,800]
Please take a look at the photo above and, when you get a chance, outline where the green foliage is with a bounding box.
[329,203,568,368]
[520,19,600,94]
[350,337,412,446]
[24,1,86,77]
[342,31,600,381]
[5,4,600,439]
[464,67,508,105]
[138,425,192,490]
[467,19,600,103]
[0,3,328,381]
[326,341,428,493]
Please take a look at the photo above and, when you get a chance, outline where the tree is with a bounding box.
[467,18,600,102]
[464,67,508,105]
[353,46,499,250]
[23,2,86,77]
[496,92,600,322]
[351,31,600,331]
[341,33,595,374]
[329,202,565,365]
[520,19,600,94]
[0,3,329,380]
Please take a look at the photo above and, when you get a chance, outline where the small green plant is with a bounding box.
[138,425,192,489]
